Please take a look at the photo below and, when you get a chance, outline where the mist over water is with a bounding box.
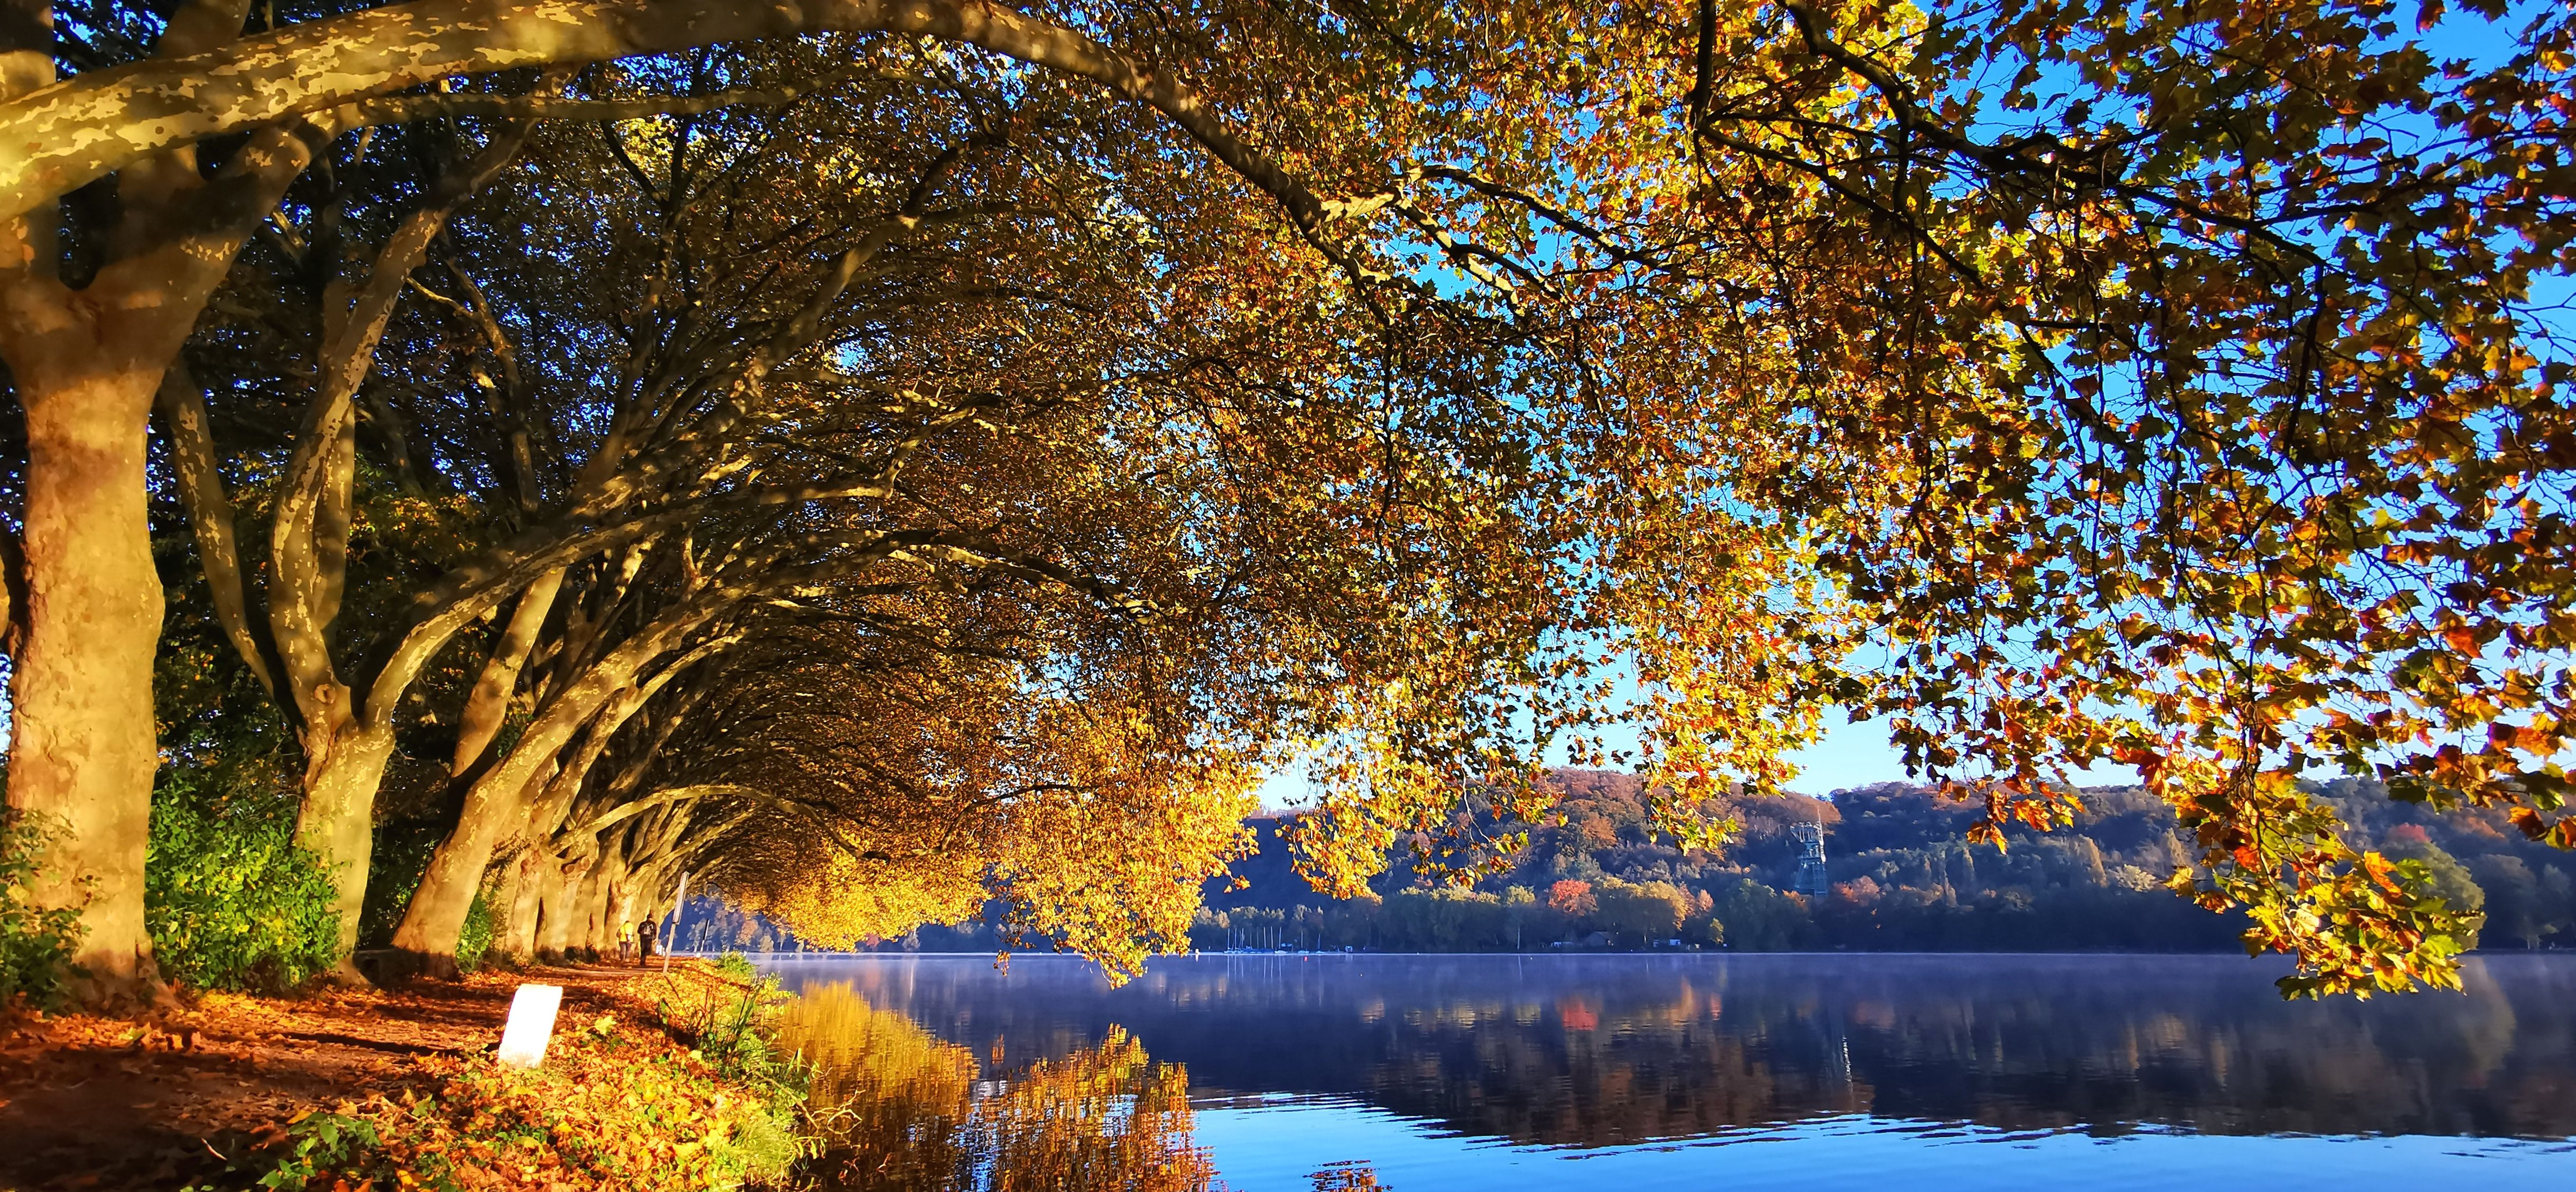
[769,953,2576,1190]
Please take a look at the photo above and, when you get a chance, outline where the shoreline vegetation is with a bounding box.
[786,775,2569,961]
[0,949,1292,1192]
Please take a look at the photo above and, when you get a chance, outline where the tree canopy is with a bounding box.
[0,0,2568,1000]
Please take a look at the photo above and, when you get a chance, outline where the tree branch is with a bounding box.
[0,0,1326,239]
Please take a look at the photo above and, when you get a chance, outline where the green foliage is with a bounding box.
[455,891,498,973]
[660,955,806,1088]
[2380,836,2488,954]
[1592,879,1692,946]
[146,775,341,993]
[1206,772,2576,964]
[179,1112,393,1192]
[0,810,84,1008]
[259,1113,386,1191]
[1712,879,1817,952]
[647,956,811,1182]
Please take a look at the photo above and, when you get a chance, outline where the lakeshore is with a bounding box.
[0,960,799,1191]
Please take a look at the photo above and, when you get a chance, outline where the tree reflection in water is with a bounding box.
[778,983,1227,1191]
[778,953,2576,1147]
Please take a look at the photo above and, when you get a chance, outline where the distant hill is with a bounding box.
[725,768,2573,957]
[1188,771,2576,953]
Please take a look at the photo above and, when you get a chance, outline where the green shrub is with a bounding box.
[456,891,497,973]
[146,778,341,993]
[1,810,84,1007]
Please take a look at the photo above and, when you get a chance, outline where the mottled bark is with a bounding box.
[389,600,747,969]
[4,356,170,996]
[259,123,532,981]
[0,4,315,994]
[450,566,565,775]
[292,725,397,978]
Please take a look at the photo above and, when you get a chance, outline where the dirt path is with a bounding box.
[0,963,676,1190]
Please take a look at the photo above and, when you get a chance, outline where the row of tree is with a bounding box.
[1194,772,2576,953]
[2,1,2572,1001]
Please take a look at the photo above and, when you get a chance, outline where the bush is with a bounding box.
[1,811,84,1008]
[146,778,341,993]
[456,891,498,973]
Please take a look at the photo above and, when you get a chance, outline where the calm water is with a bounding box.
[765,952,2576,1190]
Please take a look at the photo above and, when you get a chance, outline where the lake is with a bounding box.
[764,952,2576,1191]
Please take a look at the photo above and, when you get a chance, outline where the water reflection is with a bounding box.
[774,953,2576,1146]
[777,982,1226,1191]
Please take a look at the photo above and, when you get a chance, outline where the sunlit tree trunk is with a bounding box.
[533,849,580,962]
[392,610,734,970]
[293,726,398,973]
[259,127,532,982]
[492,848,544,962]
[0,2,311,1002]
[2,334,174,998]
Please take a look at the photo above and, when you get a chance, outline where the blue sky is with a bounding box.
[1253,709,2141,810]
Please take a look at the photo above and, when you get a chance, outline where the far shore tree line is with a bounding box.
[853,770,2574,957]
[1270,774,2576,954]
[2,1,2572,1005]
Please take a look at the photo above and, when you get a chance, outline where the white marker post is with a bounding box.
[495,984,564,1069]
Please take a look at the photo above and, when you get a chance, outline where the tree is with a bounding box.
[1654,0,2576,994]
[1713,878,1816,952]
[1,0,321,997]
[8,0,2573,1001]
[2384,835,2487,951]
[1593,878,1691,946]
[4,0,1439,996]
[2468,856,2545,950]
[1547,879,1598,919]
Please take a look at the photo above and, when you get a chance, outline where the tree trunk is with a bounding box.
[391,610,727,967]
[605,878,636,965]
[3,359,169,1000]
[293,725,398,980]
[533,850,579,963]
[393,741,567,975]
[573,850,614,959]
[254,123,538,984]
[0,47,319,1002]
[494,848,543,963]
[0,4,321,1006]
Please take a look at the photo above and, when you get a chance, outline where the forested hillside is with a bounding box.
[1185,772,2576,954]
